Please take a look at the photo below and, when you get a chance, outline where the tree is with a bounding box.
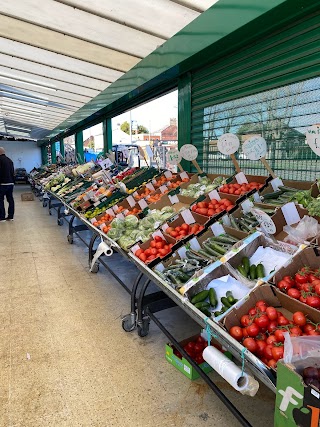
[120,121,130,134]
[138,124,149,134]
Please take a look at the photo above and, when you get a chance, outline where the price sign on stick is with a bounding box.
[166,149,183,171]
[218,133,241,172]
[251,208,276,234]
[180,144,202,173]
[243,136,276,178]
[306,124,320,156]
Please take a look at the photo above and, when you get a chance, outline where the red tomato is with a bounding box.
[272,345,284,361]
[248,308,257,316]
[135,249,143,257]
[255,300,268,310]
[181,223,189,231]
[300,295,307,304]
[277,279,292,292]
[194,343,204,354]
[207,209,215,216]
[247,324,260,337]
[147,255,156,261]
[144,248,151,256]
[194,354,204,365]
[264,344,274,359]
[308,330,320,336]
[266,307,278,321]
[266,335,277,345]
[306,295,320,308]
[289,326,302,336]
[256,333,267,342]
[292,311,307,326]
[314,283,320,296]
[243,338,257,354]
[295,272,308,284]
[274,329,285,343]
[302,283,314,293]
[303,324,316,334]
[183,345,195,358]
[268,359,277,369]
[170,231,178,238]
[267,321,278,334]
[150,248,157,256]
[242,327,249,338]
[254,315,269,329]
[139,253,147,262]
[155,241,165,249]
[196,335,206,345]
[283,275,295,286]
[278,316,290,326]
[287,288,301,299]
[229,326,243,341]
[256,340,267,357]
[154,236,164,242]
[309,274,319,283]
[150,240,157,248]
[159,248,169,257]
[240,315,251,327]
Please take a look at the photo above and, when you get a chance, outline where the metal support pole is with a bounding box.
[60,139,65,159]
[51,142,57,164]
[41,145,48,165]
[103,118,112,155]
[75,131,84,163]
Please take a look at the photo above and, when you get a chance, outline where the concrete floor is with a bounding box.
[0,186,276,426]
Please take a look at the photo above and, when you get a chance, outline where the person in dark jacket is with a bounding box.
[0,147,15,222]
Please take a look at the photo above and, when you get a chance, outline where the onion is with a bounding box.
[304,377,320,391]
[303,366,320,379]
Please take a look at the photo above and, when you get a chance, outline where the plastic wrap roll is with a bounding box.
[203,346,249,391]
[90,241,113,271]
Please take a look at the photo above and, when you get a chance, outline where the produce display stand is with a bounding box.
[31,161,320,427]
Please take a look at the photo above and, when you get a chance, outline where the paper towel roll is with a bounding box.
[90,241,113,271]
[203,346,249,391]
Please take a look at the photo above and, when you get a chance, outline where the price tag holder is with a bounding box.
[271,177,284,191]
[152,230,165,240]
[306,124,320,155]
[251,208,276,234]
[235,172,249,184]
[159,185,168,194]
[222,215,231,226]
[131,244,140,255]
[99,158,113,170]
[99,222,106,230]
[106,208,115,217]
[253,192,262,203]
[177,246,187,259]
[169,194,179,204]
[164,170,173,178]
[116,213,124,219]
[146,183,155,191]
[241,199,254,213]
[145,145,153,159]
[162,223,169,232]
[155,263,165,272]
[181,209,195,225]
[208,189,221,200]
[180,144,198,161]
[180,171,189,180]
[166,149,182,165]
[210,222,225,236]
[90,218,97,224]
[126,195,136,207]
[138,199,148,209]
[281,202,301,226]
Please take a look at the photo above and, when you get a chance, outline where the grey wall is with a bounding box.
[0,140,41,172]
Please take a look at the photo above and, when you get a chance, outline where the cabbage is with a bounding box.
[140,216,156,229]
[205,184,217,192]
[118,236,136,250]
[199,176,211,185]
[124,215,139,228]
[161,206,174,213]
[107,228,122,240]
[110,217,125,230]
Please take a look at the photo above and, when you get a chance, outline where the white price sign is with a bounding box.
[166,149,182,165]
[180,144,198,161]
[251,208,276,234]
[217,133,240,155]
[99,158,113,170]
[306,125,320,156]
[243,136,267,160]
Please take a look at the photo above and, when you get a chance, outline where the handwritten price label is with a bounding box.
[217,133,240,155]
[166,149,182,165]
[306,124,320,156]
[251,208,276,234]
[180,144,198,161]
[243,136,267,160]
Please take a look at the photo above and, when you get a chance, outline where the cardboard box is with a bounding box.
[161,209,207,243]
[275,360,320,427]
[21,192,34,201]
[165,334,231,380]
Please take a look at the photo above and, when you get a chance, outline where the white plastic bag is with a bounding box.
[283,215,320,245]
[283,333,320,365]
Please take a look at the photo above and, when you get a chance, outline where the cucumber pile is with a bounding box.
[196,233,240,261]
[214,291,238,317]
[191,288,218,317]
[237,256,265,280]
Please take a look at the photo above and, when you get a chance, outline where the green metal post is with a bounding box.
[51,142,57,164]
[41,145,48,165]
[75,131,84,163]
[103,118,112,155]
[178,73,192,172]
[60,139,65,158]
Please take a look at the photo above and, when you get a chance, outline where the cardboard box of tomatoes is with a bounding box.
[272,247,320,314]
[223,284,320,371]
[190,192,237,225]
[165,334,231,380]
[130,231,178,266]
[219,173,268,197]
[161,209,206,242]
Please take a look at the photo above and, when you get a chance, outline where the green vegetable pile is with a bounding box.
[237,256,265,280]
[180,176,225,198]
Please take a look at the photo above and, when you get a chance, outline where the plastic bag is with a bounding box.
[283,215,320,245]
[283,333,320,365]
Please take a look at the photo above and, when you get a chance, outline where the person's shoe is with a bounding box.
[5,218,14,221]
[0,219,6,222]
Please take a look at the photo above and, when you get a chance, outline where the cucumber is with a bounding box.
[242,257,250,274]
[249,265,257,280]
[256,263,265,278]
[191,290,209,304]
[209,242,227,255]
[202,242,221,257]
[197,249,216,260]
[237,265,248,278]
[194,301,210,309]
[185,250,206,262]
[214,310,222,317]
[221,296,232,308]
[213,234,238,244]
[230,215,240,230]
[262,191,282,200]
[226,291,236,304]
[209,288,217,308]
[200,307,212,317]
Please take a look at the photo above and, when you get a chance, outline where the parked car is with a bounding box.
[14,168,28,184]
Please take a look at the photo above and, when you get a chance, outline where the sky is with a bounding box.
[111,90,178,134]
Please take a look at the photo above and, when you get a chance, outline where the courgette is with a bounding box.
[191,290,209,304]
[242,257,250,275]
[229,215,240,230]
[202,242,221,257]
[256,263,265,278]
[209,288,217,308]
[194,301,210,309]
[249,265,257,280]
[221,297,232,308]
[213,234,238,244]
[237,265,248,278]
[226,291,236,305]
